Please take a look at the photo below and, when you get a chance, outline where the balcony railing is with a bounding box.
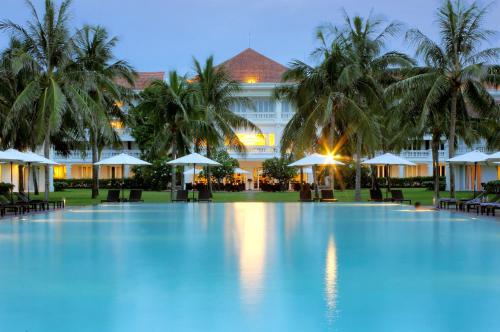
[54,149,141,163]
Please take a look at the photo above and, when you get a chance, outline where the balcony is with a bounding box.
[54,149,141,163]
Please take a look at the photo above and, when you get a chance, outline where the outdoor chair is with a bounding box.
[438,197,457,209]
[127,189,144,202]
[0,195,23,216]
[198,189,212,202]
[369,189,384,202]
[477,196,500,216]
[390,190,412,205]
[299,189,313,202]
[101,189,121,203]
[13,193,46,211]
[320,189,337,202]
[18,192,62,209]
[461,192,490,212]
[172,190,188,202]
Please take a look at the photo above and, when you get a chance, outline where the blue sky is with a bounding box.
[1,0,498,74]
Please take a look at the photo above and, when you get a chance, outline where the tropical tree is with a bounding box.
[191,56,260,194]
[0,0,82,199]
[278,13,413,201]
[262,155,297,191]
[71,25,136,198]
[404,0,500,197]
[130,72,199,198]
[204,149,239,188]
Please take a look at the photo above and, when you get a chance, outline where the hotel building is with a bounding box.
[46,48,499,191]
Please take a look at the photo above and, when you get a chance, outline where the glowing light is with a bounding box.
[236,133,275,146]
[53,165,66,179]
[110,120,124,129]
[245,77,257,84]
[114,101,124,108]
[325,236,337,321]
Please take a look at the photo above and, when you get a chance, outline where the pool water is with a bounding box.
[0,203,499,331]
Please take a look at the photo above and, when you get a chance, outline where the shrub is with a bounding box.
[484,180,500,194]
[0,182,14,195]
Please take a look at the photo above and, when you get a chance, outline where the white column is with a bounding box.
[66,164,72,179]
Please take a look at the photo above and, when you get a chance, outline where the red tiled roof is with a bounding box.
[217,48,287,84]
[116,72,165,90]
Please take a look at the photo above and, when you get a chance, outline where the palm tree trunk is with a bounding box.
[354,133,362,201]
[431,130,441,208]
[448,88,458,198]
[170,139,177,201]
[91,131,99,198]
[44,134,50,200]
[33,167,39,195]
[206,145,212,196]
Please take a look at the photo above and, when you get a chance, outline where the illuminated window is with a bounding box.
[110,120,124,129]
[237,134,266,146]
[245,77,257,84]
[498,166,500,180]
[268,134,275,146]
[114,101,124,108]
[53,165,66,179]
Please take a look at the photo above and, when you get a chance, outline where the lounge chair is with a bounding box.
[101,189,121,203]
[198,189,212,202]
[0,195,24,216]
[12,193,46,211]
[299,189,313,202]
[320,189,337,202]
[127,189,144,202]
[172,190,188,202]
[369,189,384,202]
[17,192,62,210]
[390,190,411,205]
[438,197,457,209]
[478,196,500,216]
[461,193,491,212]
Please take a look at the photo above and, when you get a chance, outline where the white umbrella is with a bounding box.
[234,168,250,175]
[289,153,345,199]
[167,153,221,201]
[95,153,151,201]
[448,150,489,196]
[362,153,416,198]
[486,151,500,163]
[0,149,29,202]
[22,151,59,200]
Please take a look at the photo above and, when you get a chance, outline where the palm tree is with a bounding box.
[71,25,136,198]
[0,0,80,199]
[405,0,499,197]
[191,56,260,194]
[130,72,200,198]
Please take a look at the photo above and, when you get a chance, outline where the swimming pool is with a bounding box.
[0,203,498,331]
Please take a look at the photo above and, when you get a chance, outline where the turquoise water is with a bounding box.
[0,203,499,331]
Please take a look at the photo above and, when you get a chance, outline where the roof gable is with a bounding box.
[116,72,165,90]
[217,48,287,84]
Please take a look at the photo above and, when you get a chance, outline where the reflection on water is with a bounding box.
[325,235,337,322]
[231,203,268,309]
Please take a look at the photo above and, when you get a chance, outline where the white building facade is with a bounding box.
[49,49,500,191]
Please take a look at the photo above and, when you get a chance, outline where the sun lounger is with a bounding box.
[127,189,144,202]
[198,189,212,202]
[439,197,457,209]
[172,190,188,202]
[369,189,385,202]
[320,189,337,202]
[0,195,24,216]
[11,193,45,211]
[101,189,121,203]
[17,192,62,209]
[390,190,411,205]
[478,196,500,216]
[299,190,313,202]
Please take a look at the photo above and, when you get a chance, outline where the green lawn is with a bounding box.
[30,188,473,206]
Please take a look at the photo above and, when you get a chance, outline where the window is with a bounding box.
[127,141,132,150]
[425,140,430,150]
[236,133,275,147]
[497,166,500,180]
[53,165,66,179]
[110,120,124,129]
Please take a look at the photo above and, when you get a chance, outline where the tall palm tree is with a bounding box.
[405,0,499,197]
[191,56,260,194]
[71,25,136,198]
[0,0,81,199]
[130,72,201,198]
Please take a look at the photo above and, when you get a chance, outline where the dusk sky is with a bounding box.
[1,0,499,75]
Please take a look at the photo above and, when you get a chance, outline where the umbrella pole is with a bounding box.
[122,164,125,202]
[27,163,30,200]
[193,163,196,202]
[300,167,304,191]
[10,162,13,203]
[332,167,335,197]
[313,165,319,200]
[473,162,477,198]
[386,164,390,200]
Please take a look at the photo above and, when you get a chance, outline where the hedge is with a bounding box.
[54,178,146,191]
[0,182,14,195]
[485,180,500,194]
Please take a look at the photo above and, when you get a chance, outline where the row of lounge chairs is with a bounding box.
[172,189,211,202]
[299,189,337,202]
[298,188,412,204]
[440,193,500,216]
[101,189,144,203]
[0,192,64,217]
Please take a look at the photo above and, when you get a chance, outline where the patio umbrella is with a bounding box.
[22,151,59,200]
[95,153,151,201]
[167,153,221,201]
[447,150,489,197]
[0,149,29,202]
[486,151,500,163]
[289,153,345,199]
[362,153,416,198]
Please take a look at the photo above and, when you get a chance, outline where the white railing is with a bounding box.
[239,112,276,120]
[54,149,141,163]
